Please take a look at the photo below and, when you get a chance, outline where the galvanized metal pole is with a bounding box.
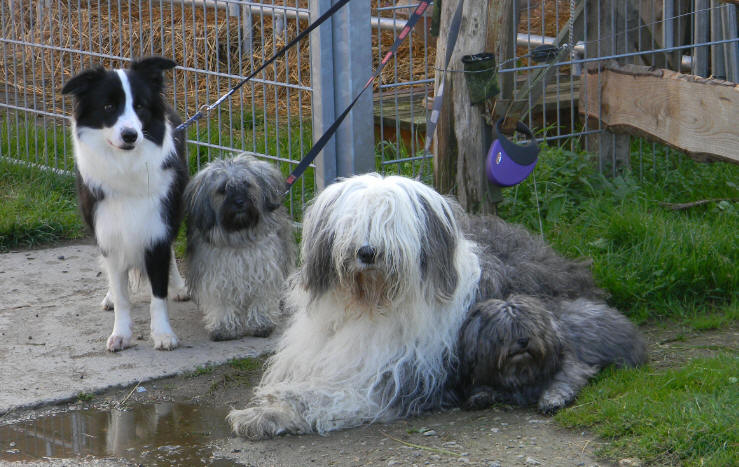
[693,0,710,77]
[721,3,739,82]
[710,0,726,79]
[663,0,675,50]
[310,0,374,191]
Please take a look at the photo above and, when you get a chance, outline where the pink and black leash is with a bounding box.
[173,0,432,194]
[283,0,432,194]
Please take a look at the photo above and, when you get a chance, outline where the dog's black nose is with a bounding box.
[357,245,376,264]
[232,196,245,208]
[121,129,138,143]
[517,337,529,348]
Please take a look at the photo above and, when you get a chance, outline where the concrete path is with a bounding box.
[0,244,274,414]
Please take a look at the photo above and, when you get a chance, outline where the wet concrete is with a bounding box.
[0,244,274,414]
[0,402,233,465]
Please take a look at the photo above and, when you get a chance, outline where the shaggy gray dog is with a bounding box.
[226,174,639,440]
[463,215,605,303]
[457,294,647,413]
[184,154,296,340]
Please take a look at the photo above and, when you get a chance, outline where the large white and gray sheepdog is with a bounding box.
[458,295,647,414]
[227,173,644,438]
[184,154,296,340]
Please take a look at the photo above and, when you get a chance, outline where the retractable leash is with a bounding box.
[283,0,432,194]
[486,118,539,187]
[175,0,353,132]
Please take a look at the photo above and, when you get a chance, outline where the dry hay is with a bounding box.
[1,1,316,120]
[0,1,568,123]
[516,0,574,68]
[1,0,437,122]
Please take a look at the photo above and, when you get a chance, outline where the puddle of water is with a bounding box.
[0,402,237,465]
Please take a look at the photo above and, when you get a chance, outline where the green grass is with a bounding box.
[2,113,737,324]
[207,357,265,393]
[227,357,264,372]
[497,144,739,324]
[186,365,215,378]
[0,159,85,251]
[76,392,94,402]
[555,354,739,466]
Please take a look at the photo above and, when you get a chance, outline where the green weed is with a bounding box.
[227,357,263,373]
[555,355,739,466]
[497,145,739,323]
[76,392,94,402]
[186,365,215,378]
[0,159,85,251]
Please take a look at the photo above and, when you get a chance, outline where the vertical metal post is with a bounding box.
[710,0,726,79]
[584,0,630,174]
[721,4,739,82]
[692,0,710,77]
[229,1,253,54]
[310,0,374,191]
[663,0,675,50]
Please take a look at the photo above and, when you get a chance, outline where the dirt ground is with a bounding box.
[2,321,736,467]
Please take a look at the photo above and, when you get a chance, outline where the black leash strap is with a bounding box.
[284,0,432,192]
[175,0,353,132]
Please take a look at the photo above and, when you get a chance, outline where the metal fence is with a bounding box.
[1,0,737,216]
[1,0,317,216]
[499,0,737,177]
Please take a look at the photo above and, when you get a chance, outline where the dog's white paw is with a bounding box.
[101,292,114,311]
[227,405,307,440]
[106,332,132,352]
[151,331,179,350]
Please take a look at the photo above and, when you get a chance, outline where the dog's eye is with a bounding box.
[134,103,144,111]
[104,103,114,113]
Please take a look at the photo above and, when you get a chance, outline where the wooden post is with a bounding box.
[433,0,510,214]
[583,0,631,175]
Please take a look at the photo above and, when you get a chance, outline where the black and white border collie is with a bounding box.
[62,57,189,351]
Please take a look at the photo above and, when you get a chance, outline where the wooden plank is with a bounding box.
[373,90,428,131]
[373,76,581,133]
[579,65,739,164]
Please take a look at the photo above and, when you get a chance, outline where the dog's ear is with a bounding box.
[184,177,216,234]
[61,66,106,96]
[419,197,459,302]
[299,191,340,297]
[131,56,177,87]
[259,162,286,212]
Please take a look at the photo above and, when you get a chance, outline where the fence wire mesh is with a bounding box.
[0,0,315,217]
[1,0,737,215]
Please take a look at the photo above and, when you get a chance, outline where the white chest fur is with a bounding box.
[72,121,176,266]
